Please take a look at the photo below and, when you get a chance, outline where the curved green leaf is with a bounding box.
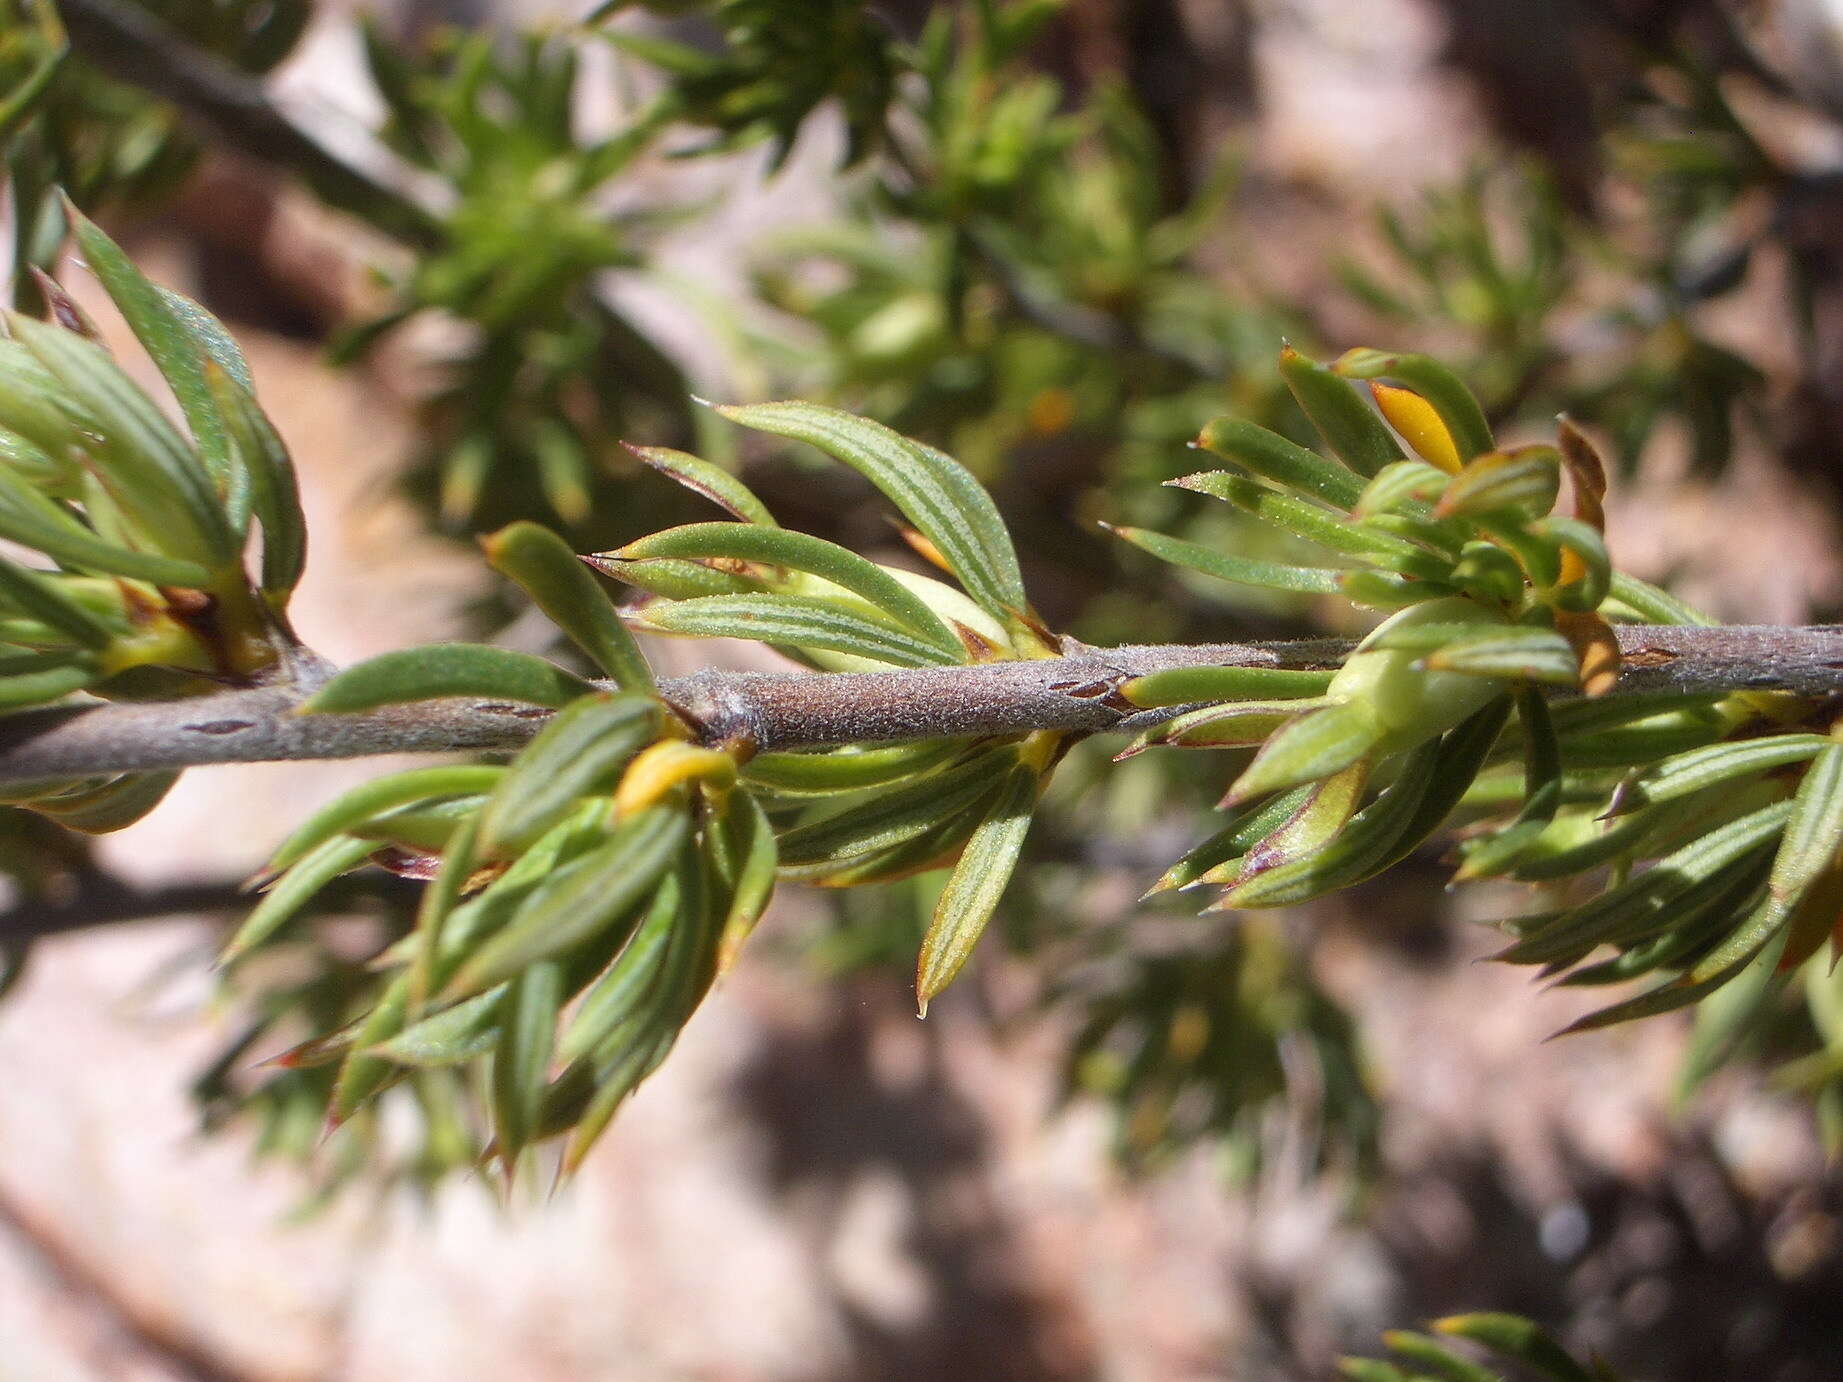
[626,443,777,526]
[225,834,378,962]
[485,521,653,688]
[10,315,233,570]
[1280,346,1402,477]
[714,401,1027,618]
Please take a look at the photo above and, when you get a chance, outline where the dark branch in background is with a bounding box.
[55,0,689,405]
[0,867,420,946]
[55,0,445,248]
[0,875,250,943]
[0,625,1834,784]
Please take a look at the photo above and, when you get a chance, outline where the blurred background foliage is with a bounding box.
[11,0,1843,1374]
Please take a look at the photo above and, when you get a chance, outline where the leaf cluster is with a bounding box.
[0,206,305,828]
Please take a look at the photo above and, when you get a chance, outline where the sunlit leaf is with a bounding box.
[1435,446,1560,519]
[1224,701,1380,804]
[1119,664,1334,708]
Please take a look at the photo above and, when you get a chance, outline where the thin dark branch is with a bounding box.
[55,0,693,418]
[0,867,420,946]
[0,875,250,944]
[0,626,1834,784]
[56,0,446,248]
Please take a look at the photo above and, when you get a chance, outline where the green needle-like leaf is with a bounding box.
[10,315,234,571]
[1430,1313,1596,1382]
[775,750,1015,869]
[492,959,564,1165]
[1688,744,1843,983]
[0,651,97,707]
[1280,346,1402,477]
[68,210,237,501]
[303,644,592,713]
[711,788,777,971]
[1435,446,1560,519]
[744,740,966,795]
[1454,684,1562,879]
[1193,415,1365,508]
[476,694,661,853]
[916,764,1036,1014]
[0,462,212,586]
[0,558,115,649]
[1606,571,1715,626]
[202,362,306,599]
[1120,664,1335,708]
[225,835,378,962]
[329,976,412,1128]
[1422,628,1580,686]
[29,770,177,834]
[1353,460,1453,518]
[1375,1331,1498,1382]
[1613,736,1829,815]
[1498,800,1795,967]
[630,592,963,667]
[371,988,507,1068]
[1145,788,1314,896]
[1170,470,1448,578]
[1225,701,1381,804]
[485,521,654,688]
[626,443,778,526]
[264,765,504,872]
[1125,697,1333,755]
[1106,524,1342,595]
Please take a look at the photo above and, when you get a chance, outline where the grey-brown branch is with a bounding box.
[0,626,1835,785]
